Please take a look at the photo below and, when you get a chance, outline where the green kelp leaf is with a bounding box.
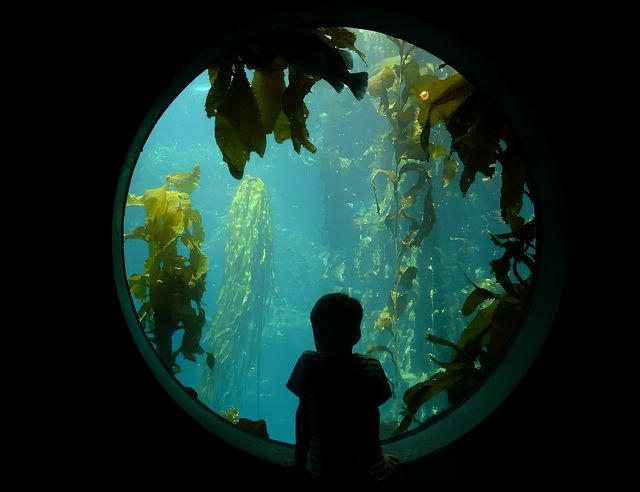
[427,75,475,124]
[166,164,200,194]
[457,299,499,348]
[371,169,398,189]
[397,106,415,130]
[237,418,270,439]
[388,290,408,317]
[481,300,522,367]
[445,92,503,196]
[215,65,266,179]
[205,59,234,118]
[312,27,366,63]
[374,306,394,335]
[400,58,422,102]
[143,185,168,225]
[128,273,148,301]
[163,191,188,237]
[428,355,474,372]
[190,209,204,245]
[365,344,398,370]
[368,65,395,98]
[427,142,448,160]
[395,136,427,162]
[220,406,240,424]
[397,265,418,291]
[394,372,464,435]
[442,158,459,188]
[371,168,398,214]
[272,111,291,143]
[426,334,469,359]
[461,287,496,316]
[497,134,527,230]
[495,219,536,244]
[403,59,421,86]
[187,240,208,286]
[401,177,435,249]
[491,255,517,296]
[281,71,317,153]
[252,69,285,134]
[384,213,396,234]
[179,306,206,362]
[398,161,428,211]
[413,73,475,149]
[126,193,144,206]
[402,371,464,407]
[124,226,147,242]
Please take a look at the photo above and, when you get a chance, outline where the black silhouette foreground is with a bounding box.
[285,292,402,487]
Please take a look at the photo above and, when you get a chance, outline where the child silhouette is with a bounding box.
[286,292,400,486]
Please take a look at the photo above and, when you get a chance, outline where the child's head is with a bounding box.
[310,292,363,354]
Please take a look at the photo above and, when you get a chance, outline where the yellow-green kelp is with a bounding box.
[124,165,208,374]
[198,176,274,413]
[205,27,365,179]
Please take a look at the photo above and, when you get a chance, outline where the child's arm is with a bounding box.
[293,398,310,468]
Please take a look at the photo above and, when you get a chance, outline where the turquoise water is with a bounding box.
[123,29,535,444]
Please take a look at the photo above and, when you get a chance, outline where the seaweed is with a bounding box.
[364,40,441,404]
[412,68,529,231]
[124,165,208,374]
[204,27,366,179]
[197,177,274,413]
[219,406,270,439]
[360,36,536,434]
[393,218,535,435]
[366,46,538,433]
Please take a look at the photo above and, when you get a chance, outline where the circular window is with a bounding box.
[113,18,566,464]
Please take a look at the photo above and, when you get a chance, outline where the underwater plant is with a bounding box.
[354,35,535,434]
[394,219,535,434]
[358,39,443,412]
[388,42,535,433]
[204,27,366,179]
[197,176,274,414]
[124,165,209,374]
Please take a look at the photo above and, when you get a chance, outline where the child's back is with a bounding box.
[288,350,391,480]
[286,293,398,484]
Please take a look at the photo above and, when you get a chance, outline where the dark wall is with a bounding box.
[80,2,578,487]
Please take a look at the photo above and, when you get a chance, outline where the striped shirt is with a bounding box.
[286,350,392,482]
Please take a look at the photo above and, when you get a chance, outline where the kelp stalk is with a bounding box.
[198,176,274,413]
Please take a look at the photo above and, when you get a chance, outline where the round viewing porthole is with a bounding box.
[112,10,566,464]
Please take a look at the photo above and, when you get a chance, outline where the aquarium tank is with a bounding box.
[115,26,544,458]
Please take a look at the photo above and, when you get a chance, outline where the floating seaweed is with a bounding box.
[197,177,274,414]
[124,165,208,374]
[205,28,366,179]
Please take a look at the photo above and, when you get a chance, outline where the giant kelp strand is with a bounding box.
[367,38,536,433]
[362,42,442,419]
[124,165,209,374]
[198,177,274,413]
